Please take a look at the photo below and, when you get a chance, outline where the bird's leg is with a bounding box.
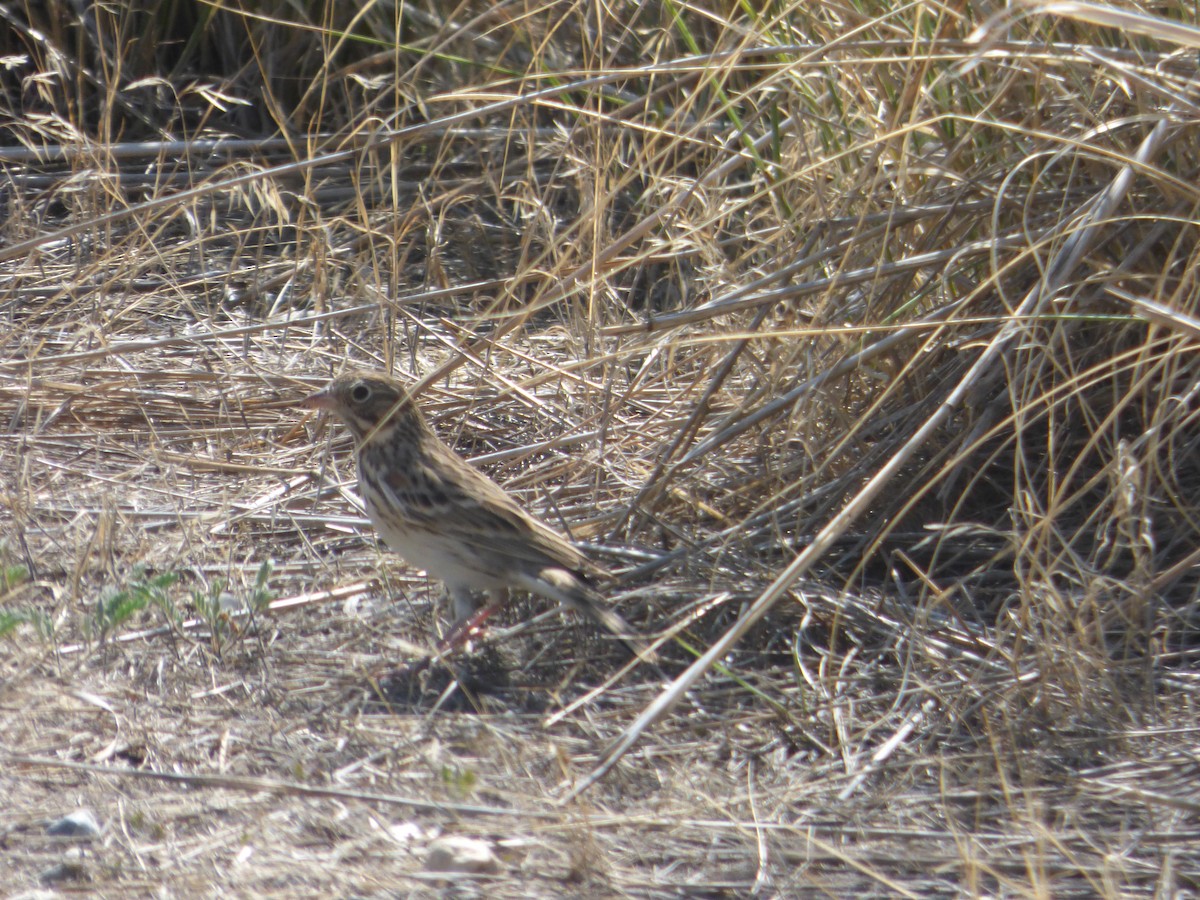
[451,587,480,623]
[437,589,505,653]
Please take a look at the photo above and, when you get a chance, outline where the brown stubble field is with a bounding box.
[4,2,1200,896]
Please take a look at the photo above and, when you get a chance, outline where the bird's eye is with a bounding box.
[351,383,371,403]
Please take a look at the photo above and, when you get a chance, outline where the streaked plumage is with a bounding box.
[303,371,653,660]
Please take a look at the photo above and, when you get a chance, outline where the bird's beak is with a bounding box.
[301,388,335,411]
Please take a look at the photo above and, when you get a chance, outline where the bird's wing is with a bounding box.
[380,438,597,576]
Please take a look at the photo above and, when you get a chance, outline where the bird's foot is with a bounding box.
[435,603,501,654]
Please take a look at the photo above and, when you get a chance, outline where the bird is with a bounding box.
[301,370,656,662]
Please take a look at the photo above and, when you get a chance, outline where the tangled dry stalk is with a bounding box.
[4,1,1200,895]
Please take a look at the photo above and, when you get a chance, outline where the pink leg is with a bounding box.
[436,600,501,653]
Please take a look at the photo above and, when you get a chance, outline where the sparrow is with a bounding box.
[302,371,655,661]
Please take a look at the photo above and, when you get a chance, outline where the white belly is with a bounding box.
[362,492,500,595]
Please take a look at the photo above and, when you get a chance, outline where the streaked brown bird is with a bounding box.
[303,371,655,661]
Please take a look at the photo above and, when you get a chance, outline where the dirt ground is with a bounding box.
[3,327,1198,898]
[5,2,1200,893]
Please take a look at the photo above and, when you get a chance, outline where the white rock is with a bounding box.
[425,836,500,875]
[45,809,102,839]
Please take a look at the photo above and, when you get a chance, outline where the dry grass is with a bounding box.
[4,0,1200,895]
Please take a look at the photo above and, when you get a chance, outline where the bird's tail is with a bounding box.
[513,568,659,664]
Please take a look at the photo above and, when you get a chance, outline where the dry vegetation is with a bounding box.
[4,0,1200,895]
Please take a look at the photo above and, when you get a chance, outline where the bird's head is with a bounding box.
[302,371,421,443]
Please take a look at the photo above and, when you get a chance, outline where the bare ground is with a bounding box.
[3,301,1198,897]
[5,3,1200,895]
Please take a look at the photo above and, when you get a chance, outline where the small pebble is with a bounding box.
[38,861,88,884]
[39,848,89,884]
[219,592,246,614]
[425,836,500,875]
[45,809,102,839]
